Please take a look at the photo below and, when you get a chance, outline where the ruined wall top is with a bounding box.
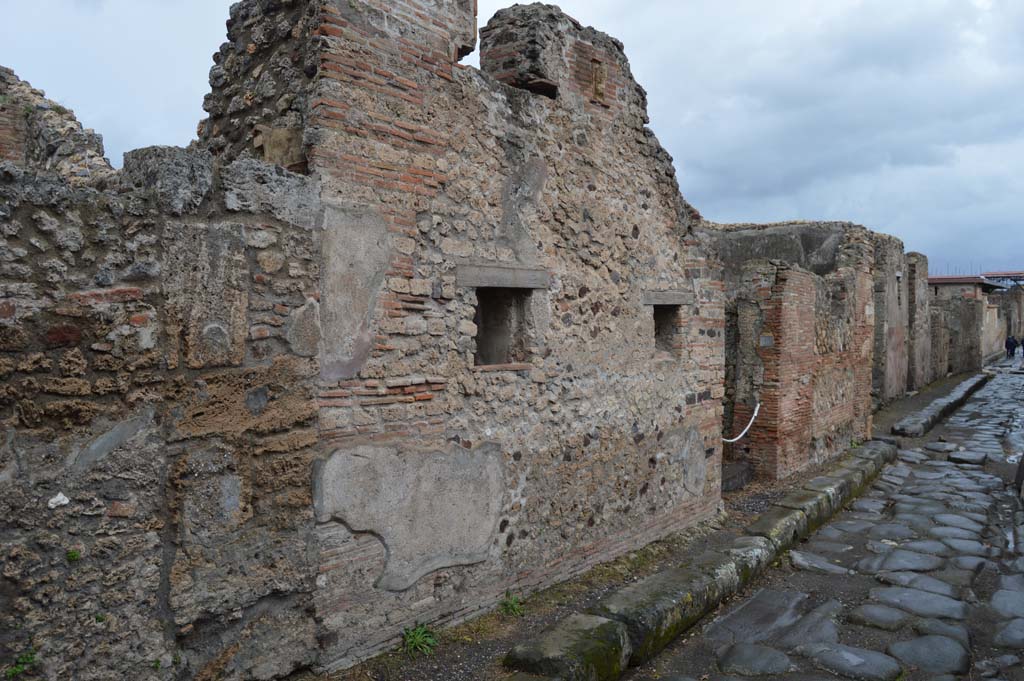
[698,220,875,281]
[0,66,113,185]
[196,0,478,171]
[196,0,323,169]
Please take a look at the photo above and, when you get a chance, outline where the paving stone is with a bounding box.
[932,567,976,586]
[935,513,986,533]
[999,574,1024,591]
[875,571,958,597]
[852,499,887,513]
[857,550,944,574]
[795,642,903,681]
[790,551,853,576]
[869,587,967,619]
[949,450,987,465]
[942,537,992,557]
[834,519,874,534]
[957,510,989,523]
[804,540,854,555]
[868,523,917,541]
[994,618,1024,647]
[865,540,895,555]
[991,589,1024,619]
[901,540,954,557]
[704,589,806,647]
[925,442,959,453]
[849,604,910,631]
[913,618,971,647]
[717,643,792,676]
[816,526,847,541]
[775,600,842,652]
[887,635,970,674]
[929,525,981,541]
[898,450,929,463]
[953,555,995,571]
[975,654,1021,676]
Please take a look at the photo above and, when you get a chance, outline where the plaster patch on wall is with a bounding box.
[314,442,504,591]
[319,203,389,381]
[661,426,707,498]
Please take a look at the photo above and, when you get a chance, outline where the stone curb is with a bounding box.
[503,440,898,681]
[891,373,990,437]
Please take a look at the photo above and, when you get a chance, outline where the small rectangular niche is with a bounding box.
[474,288,532,367]
[653,305,682,356]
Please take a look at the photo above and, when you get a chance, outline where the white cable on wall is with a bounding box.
[723,402,761,443]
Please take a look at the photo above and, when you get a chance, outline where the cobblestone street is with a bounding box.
[626,367,1024,681]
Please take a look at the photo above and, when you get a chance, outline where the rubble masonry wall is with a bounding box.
[0,1,726,678]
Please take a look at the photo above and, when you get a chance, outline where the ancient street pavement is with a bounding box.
[625,369,1024,681]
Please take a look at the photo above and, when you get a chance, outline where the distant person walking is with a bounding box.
[1007,335,1018,358]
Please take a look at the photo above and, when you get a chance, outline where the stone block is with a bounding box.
[802,475,852,513]
[745,507,809,552]
[589,552,740,666]
[455,263,551,289]
[121,146,212,215]
[776,489,832,529]
[504,613,631,681]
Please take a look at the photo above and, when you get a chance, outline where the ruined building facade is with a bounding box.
[1,2,723,678]
[0,2,1003,680]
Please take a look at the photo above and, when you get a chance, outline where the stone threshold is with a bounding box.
[502,440,899,681]
[891,372,991,437]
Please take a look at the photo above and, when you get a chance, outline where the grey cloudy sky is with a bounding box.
[2,0,1021,272]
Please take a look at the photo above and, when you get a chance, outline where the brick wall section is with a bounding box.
[906,252,932,390]
[725,259,872,480]
[707,222,874,481]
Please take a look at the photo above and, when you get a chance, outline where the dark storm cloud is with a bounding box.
[2,0,1021,270]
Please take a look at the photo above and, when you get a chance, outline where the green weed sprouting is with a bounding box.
[401,623,437,656]
[499,591,525,617]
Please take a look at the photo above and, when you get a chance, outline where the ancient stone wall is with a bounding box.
[991,287,1024,339]
[702,222,873,480]
[905,252,932,390]
[305,1,723,669]
[1,139,325,680]
[871,233,909,406]
[934,296,984,374]
[0,68,113,184]
[0,1,726,678]
[983,301,1006,363]
[0,70,27,164]
[930,302,951,379]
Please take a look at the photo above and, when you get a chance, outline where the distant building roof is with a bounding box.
[928,275,1005,292]
[983,271,1024,284]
